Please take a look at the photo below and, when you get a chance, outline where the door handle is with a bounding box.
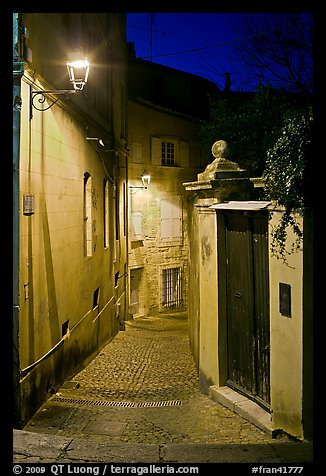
[234,291,242,298]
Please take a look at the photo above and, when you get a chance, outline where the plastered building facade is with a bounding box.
[13,13,128,426]
[184,144,313,440]
[127,51,219,317]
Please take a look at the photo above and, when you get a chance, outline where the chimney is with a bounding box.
[224,72,232,93]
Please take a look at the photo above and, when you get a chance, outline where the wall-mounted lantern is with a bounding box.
[86,137,105,147]
[141,170,151,188]
[129,170,151,192]
[86,137,118,155]
[31,56,89,113]
[66,58,89,91]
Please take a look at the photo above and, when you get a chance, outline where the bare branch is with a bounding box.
[231,13,313,92]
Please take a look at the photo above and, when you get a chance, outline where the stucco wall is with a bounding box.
[269,209,309,439]
[18,77,121,425]
[14,13,129,426]
[197,205,219,391]
[185,176,312,439]
[186,200,200,368]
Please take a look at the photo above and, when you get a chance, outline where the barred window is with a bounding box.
[162,267,183,309]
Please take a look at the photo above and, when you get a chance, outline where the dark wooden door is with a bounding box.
[225,212,270,409]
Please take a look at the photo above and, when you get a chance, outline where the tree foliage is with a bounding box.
[199,11,313,261]
[199,87,313,262]
[199,86,301,176]
[262,106,313,261]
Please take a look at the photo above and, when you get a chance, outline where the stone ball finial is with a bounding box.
[211,140,229,159]
[196,139,244,182]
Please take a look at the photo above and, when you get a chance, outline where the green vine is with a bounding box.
[262,106,312,263]
[269,209,303,263]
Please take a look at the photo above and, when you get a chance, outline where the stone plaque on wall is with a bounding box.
[23,194,35,215]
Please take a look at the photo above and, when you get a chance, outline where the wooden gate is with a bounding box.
[224,211,270,409]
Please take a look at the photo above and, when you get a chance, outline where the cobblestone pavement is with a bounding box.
[22,313,294,447]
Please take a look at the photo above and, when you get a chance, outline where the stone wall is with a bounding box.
[127,99,206,316]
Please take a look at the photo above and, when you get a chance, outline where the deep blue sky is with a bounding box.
[127,13,244,88]
[126,12,313,92]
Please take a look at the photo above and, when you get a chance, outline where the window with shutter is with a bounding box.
[131,211,143,241]
[104,179,109,248]
[131,142,143,164]
[151,137,162,165]
[180,140,190,168]
[84,173,93,257]
[151,137,186,167]
[161,141,175,165]
[160,196,182,242]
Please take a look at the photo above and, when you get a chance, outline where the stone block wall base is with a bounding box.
[209,385,276,436]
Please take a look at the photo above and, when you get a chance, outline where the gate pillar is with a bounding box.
[183,140,254,392]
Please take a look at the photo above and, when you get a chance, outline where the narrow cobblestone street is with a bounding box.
[23,313,285,444]
[15,313,313,464]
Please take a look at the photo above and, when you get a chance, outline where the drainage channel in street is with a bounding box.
[52,395,183,408]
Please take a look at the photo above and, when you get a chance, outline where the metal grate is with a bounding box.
[52,396,182,408]
[162,267,183,309]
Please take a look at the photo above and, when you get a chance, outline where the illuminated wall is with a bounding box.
[14,13,128,426]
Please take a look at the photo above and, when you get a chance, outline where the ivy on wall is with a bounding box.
[262,106,313,262]
[199,86,313,263]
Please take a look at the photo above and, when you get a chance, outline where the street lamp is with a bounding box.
[141,170,151,188]
[31,57,89,113]
[129,170,151,191]
[66,58,89,91]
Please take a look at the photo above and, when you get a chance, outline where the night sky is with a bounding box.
[126,12,313,92]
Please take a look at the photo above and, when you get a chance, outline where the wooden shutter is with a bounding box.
[160,196,181,242]
[132,142,143,164]
[131,211,142,241]
[151,137,162,165]
[180,141,190,167]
